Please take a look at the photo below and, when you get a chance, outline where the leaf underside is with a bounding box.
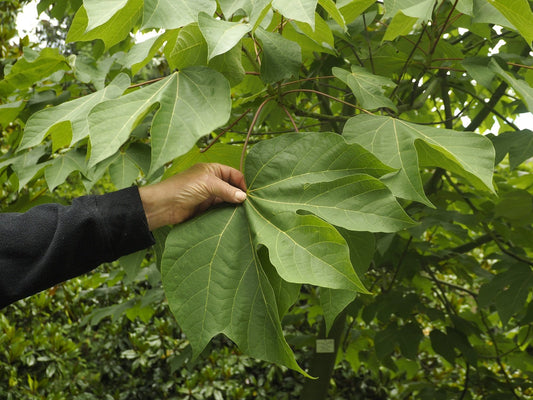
[162,131,414,373]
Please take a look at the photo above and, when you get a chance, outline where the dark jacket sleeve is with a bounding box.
[0,186,155,309]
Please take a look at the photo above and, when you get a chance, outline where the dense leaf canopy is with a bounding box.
[2,0,533,398]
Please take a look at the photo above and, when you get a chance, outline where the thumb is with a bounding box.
[210,178,247,204]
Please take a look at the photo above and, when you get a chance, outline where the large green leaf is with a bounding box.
[245,209,368,292]
[255,28,302,84]
[87,67,231,174]
[162,206,308,375]
[161,131,412,373]
[272,0,318,29]
[66,0,142,49]
[487,0,533,45]
[333,66,398,111]
[20,73,130,150]
[142,0,216,29]
[343,115,496,206]
[198,12,252,60]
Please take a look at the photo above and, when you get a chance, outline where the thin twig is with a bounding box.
[362,14,375,74]
[200,108,251,153]
[282,88,373,115]
[281,76,336,87]
[385,236,413,292]
[128,76,166,89]
[230,124,323,136]
[280,103,299,132]
[507,62,533,70]
[290,107,350,122]
[429,0,460,56]
[479,309,521,399]
[391,24,428,99]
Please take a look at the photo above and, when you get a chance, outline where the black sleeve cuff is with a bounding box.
[93,186,156,262]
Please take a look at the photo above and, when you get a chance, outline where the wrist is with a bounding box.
[138,185,166,231]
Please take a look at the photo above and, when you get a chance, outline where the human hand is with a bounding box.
[138,163,247,231]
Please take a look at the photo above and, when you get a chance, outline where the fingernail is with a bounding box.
[235,191,247,202]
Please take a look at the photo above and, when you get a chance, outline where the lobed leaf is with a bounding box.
[198,12,252,60]
[87,67,231,174]
[343,115,496,206]
[162,132,412,373]
[44,149,87,191]
[20,73,130,150]
[162,206,308,375]
[333,66,397,111]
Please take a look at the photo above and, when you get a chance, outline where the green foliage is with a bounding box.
[2,0,533,398]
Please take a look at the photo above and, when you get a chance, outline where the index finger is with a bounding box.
[212,163,247,192]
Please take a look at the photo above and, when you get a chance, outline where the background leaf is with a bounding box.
[343,115,496,206]
[272,0,318,29]
[198,12,252,60]
[21,73,130,150]
[487,0,533,45]
[66,0,142,49]
[87,67,231,174]
[255,27,302,84]
[333,66,398,111]
[142,0,216,30]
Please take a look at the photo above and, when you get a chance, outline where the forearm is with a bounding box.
[0,187,154,309]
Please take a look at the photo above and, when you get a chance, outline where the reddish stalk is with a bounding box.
[429,0,460,56]
[240,97,273,172]
[282,88,373,115]
[200,108,252,153]
[281,76,336,87]
[280,103,299,132]
[507,62,533,70]
[128,76,166,89]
